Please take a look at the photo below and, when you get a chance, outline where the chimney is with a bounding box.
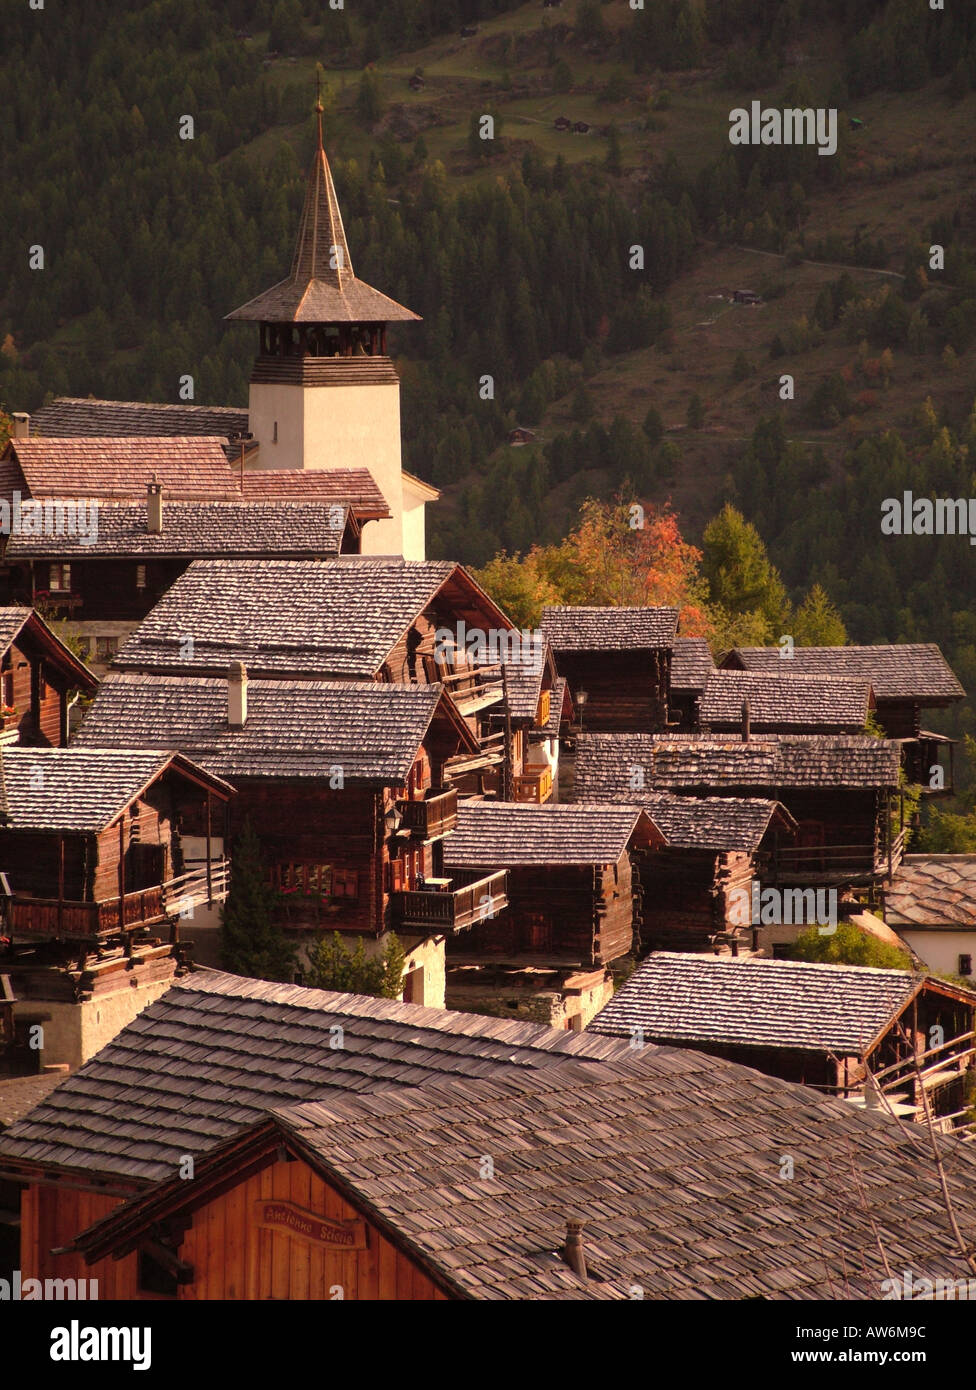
[147,475,163,533]
[11,413,29,440]
[563,1219,587,1280]
[741,697,751,743]
[228,661,248,729]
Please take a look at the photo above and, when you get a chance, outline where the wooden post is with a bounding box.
[57,835,64,937]
[501,665,514,802]
[118,818,126,907]
[205,793,213,906]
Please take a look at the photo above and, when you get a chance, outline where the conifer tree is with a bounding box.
[220,821,295,983]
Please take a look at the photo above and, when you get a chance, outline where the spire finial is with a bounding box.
[314,66,325,153]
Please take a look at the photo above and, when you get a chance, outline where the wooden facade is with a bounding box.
[560,649,670,734]
[638,847,760,953]
[0,613,96,747]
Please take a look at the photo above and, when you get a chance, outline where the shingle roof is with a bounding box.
[575,733,901,793]
[112,558,486,678]
[639,792,795,852]
[0,1073,68,1131]
[886,855,976,929]
[498,641,551,721]
[541,606,679,651]
[5,438,239,501]
[670,637,715,691]
[727,644,965,703]
[443,802,659,868]
[0,607,35,653]
[226,140,420,325]
[588,952,924,1054]
[4,501,348,559]
[74,674,458,783]
[0,971,634,1184]
[0,607,97,692]
[29,399,249,441]
[240,469,390,519]
[0,748,229,832]
[699,670,872,731]
[78,1042,976,1300]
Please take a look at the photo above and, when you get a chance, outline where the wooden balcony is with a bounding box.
[391,869,508,936]
[767,832,906,886]
[5,859,231,941]
[395,787,458,841]
[513,767,553,804]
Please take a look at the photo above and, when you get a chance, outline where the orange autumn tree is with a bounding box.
[473,497,715,639]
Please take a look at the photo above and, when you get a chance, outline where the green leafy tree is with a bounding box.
[788,922,911,970]
[304,931,406,1000]
[220,821,296,982]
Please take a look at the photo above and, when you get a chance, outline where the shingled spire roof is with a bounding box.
[226,105,420,326]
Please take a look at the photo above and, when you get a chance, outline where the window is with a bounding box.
[2,671,13,708]
[136,564,147,590]
[960,954,973,977]
[95,636,119,662]
[48,563,71,592]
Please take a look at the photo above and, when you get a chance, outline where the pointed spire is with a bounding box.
[289,135,353,286]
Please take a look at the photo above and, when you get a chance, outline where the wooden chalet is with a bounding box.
[4,972,976,1300]
[443,801,664,968]
[722,643,965,793]
[74,670,506,1003]
[590,952,976,1135]
[0,747,233,1070]
[540,605,678,733]
[634,792,798,954]
[667,636,715,731]
[697,670,874,735]
[0,607,97,747]
[575,732,905,891]
[112,556,551,796]
[0,432,390,670]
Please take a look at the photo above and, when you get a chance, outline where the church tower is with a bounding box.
[226,101,428,558]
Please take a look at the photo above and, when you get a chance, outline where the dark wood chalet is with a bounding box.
[668,637,715,731]
[5,972,976,1301]
[0,747,232,1068]
[722,643,965,793]
[443,802,664,966]
[575,732,905,891]
[634,792,798,954]
[697,670,874,736]
[73,670,507,971]
[590,953,976,1135]
[0,607,97,747]
[541,606,678,734]
[113,556,547,796]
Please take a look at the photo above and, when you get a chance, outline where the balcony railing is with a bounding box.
[513,767,553,804]
[5,858,230,940]
[391,868,508,935]
[395,787,458,841]
[768,832,905,884]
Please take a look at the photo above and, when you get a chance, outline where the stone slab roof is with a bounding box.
[443,802,659,868]
[669,637,715,691]
[4,501,348,560]
[726,644,965,703]
[0,1073,68,1131]
[588,952,928,1054]
[29,399,249,441]
[575,733,901,793]
[699,670,872,730]
[74,674,455,783]
[540,606,679,652]
[0,971,634,1184]
[886,855,976,930]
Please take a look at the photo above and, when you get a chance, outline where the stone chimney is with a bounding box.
[147,476,163,534]
[11,413,29,440]
[228,661,248,729]
[563,1219,587,1280]
[741,697,751,743]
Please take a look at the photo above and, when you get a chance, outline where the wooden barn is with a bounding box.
[634,792,797,954]
[722,643,964,793]
[4,971,976,1300]
[697,669,874,735]
[443,801,664,966]
[540,605,678,733]
[575,732,904,891]
[667,636,714,731]
[74,668,505,1004]
[0,606,97,747]
[0,746,233,1070]
[589,952,976,1135]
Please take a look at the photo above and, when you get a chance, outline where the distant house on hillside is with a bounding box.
[408,74,425,91]
[732,289,762,305]
[554,116,572,131]
[572,121,590,134]
[507,426,537,446]
[589,952,976,1133]
[460,25,478,37]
